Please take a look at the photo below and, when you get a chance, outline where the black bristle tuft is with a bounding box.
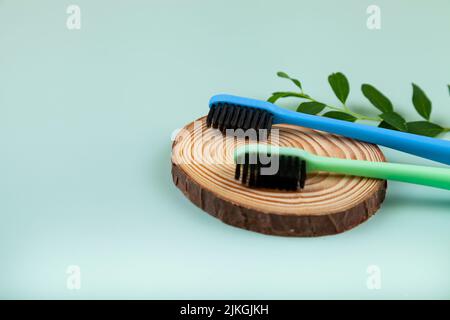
[206,103,273,138]
[235,153,307,191]
[234,163,241,180]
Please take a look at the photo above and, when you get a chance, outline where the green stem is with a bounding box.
[336,108,381,122]
[304,96,382,122]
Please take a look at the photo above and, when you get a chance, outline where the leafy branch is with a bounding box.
[268,72,450,137]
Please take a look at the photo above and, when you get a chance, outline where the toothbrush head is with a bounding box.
[233,144,308,191]
[206,94,278,136]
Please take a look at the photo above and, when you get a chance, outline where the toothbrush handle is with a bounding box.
[278,110,450,165]
[312,156,450,190]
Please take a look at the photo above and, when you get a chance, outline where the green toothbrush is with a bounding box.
[234,144,450,191]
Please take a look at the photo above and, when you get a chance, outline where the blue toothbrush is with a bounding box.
[206,94,450,165]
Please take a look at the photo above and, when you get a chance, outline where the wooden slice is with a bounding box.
[171,116,387,237]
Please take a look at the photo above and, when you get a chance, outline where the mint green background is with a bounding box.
[1,0,449,299]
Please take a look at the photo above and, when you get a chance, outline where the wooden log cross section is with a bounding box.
[172,116,387,237]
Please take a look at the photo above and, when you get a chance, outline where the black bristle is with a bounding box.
[206,105,215,127]
[242,162,249,184]
[235,163,241,180]
[236,108,247,130]
[221,105,235,132]
[250,111,260,132]
[206,103,273,138]
[265,114,274,131]
[211,104,222,128]
[299,160,307,189]
[248,164,256,187]
[217,104,229,131]
[256,112,267,131]
[230,107,241,129]
[242,110,254,131]
[235,152,307,191]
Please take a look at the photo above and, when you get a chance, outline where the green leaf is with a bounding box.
[267,91,311,103]
[447,84,450,96]
[328,72,350,104]
[272,91,310,97]
[277,71,289,78]
[267,92,287,103]
[297,102,326,115]
[380,112,407,131]
[322,111,356,122]
[378,121,398,131]
[277,71,302,90]
[412,83,432,120]
[407,121,444,137]
[361,84,393,113]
